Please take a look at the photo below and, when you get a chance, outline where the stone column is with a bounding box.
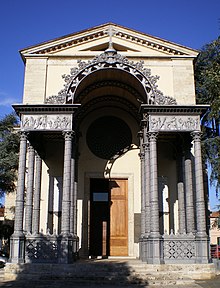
[25,143,35,234]
[144,140,151,236]
[184,142,195,234]
[191,132,207,236]
[148,132,160,237]
[70,157,75,235]
[139,132,146,237]
[73,182,78,236]
[147,132,162,264]
[32,152,42,234]
[59,130,74,264]
[10,132,28,263]
[138,131,145,261]
[191,131,209,263]
[61,131,73,235]
[176,146,186,234]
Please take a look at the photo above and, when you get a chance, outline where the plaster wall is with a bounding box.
[23,58,47,104]
[22,54,196,106]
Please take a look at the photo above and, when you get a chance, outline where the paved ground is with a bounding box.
[0,276,220,288]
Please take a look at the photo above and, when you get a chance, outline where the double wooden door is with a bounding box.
[90,178,128,257]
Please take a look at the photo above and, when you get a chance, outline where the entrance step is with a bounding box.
[4,259,216,286]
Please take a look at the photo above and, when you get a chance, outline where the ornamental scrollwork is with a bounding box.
[149,115,200,132]
[45,49,177,106]
[21,115,72,131]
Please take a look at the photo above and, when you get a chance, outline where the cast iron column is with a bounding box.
[70,157,75,235]
[139,132,146,237]
[191,131,209,263]
[10,131,27,263]
[148,132,160,237]
[191,131,207,236]
[184,143,195,234]
[61,130,73,235]
[147,131,162,264]
[25,144,35,234]
[144,139,151,236]
[32,152,42,234]
[13,132,27,235]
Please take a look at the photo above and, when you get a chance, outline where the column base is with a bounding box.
[58,234,79,264]
[141,235,163,264]
[195,235,210,264]
[9,234,25,264]
[139,235,149,262]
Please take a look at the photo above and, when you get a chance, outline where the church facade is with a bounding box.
[10,23,210,264]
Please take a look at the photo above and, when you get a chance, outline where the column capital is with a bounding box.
[147,131,158,141]
[138,151,145,160]
[62,130,74,140]
[138,131,143,139]
[143,142,150,152]
[19,131,29,141]
[27,142,34,152]
[191,131,202,142]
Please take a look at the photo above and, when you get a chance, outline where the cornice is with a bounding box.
[20,23,199,59]
[140,104,210,114]
[12,104,81,116]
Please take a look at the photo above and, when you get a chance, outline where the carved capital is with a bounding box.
[147,132,158,142]
[138,131,143,139]
[191,131,202,142]
[63,130,74,141]
[143,142,150,152]
[19,131,28,141]
[138,152,145,160]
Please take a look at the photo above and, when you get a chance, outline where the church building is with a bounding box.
[10,23,210,265]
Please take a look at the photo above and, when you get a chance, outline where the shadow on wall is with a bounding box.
[2,259,149,287]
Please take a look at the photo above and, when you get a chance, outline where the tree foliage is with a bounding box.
[0,113,20,198]
[194,36,220,194]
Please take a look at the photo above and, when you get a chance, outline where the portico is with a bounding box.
[9,23,210,265]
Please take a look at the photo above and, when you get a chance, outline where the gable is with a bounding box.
[20,23,199,59]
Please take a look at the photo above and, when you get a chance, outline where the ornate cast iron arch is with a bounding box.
[45,50,177,105]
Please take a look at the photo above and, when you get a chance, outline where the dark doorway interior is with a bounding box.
[89,178,110,257]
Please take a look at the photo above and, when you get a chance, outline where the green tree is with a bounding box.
[194,36,220,195]
[0,113,20,198]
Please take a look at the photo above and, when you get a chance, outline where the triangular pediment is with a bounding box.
[20,23,199,59]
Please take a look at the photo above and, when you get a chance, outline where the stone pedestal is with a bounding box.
[147,236,164,264]
[9,234,25,264]
[58,234,79,264]
[195,235,210,264]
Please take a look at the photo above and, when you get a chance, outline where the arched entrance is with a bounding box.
[10,46,209,265]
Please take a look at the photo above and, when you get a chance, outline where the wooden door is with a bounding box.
[109,179,128,256]
[89,178,128,257]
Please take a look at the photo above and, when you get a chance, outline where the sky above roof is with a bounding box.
[0,0,219,208]
[0,0,219,117]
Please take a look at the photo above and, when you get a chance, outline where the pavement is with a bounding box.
[0,275,220,288]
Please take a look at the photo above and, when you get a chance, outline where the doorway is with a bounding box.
[89,178,128,257]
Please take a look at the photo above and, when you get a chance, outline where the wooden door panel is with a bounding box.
[110,179,128,256]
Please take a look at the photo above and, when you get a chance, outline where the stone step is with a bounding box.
[4,260,204,286]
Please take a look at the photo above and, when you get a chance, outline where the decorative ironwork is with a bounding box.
[25,234,60,263]
[25,231,79,263]
[45,50,177,106]
[163,232,195,262]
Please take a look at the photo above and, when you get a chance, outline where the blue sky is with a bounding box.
[0,0,219,208]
